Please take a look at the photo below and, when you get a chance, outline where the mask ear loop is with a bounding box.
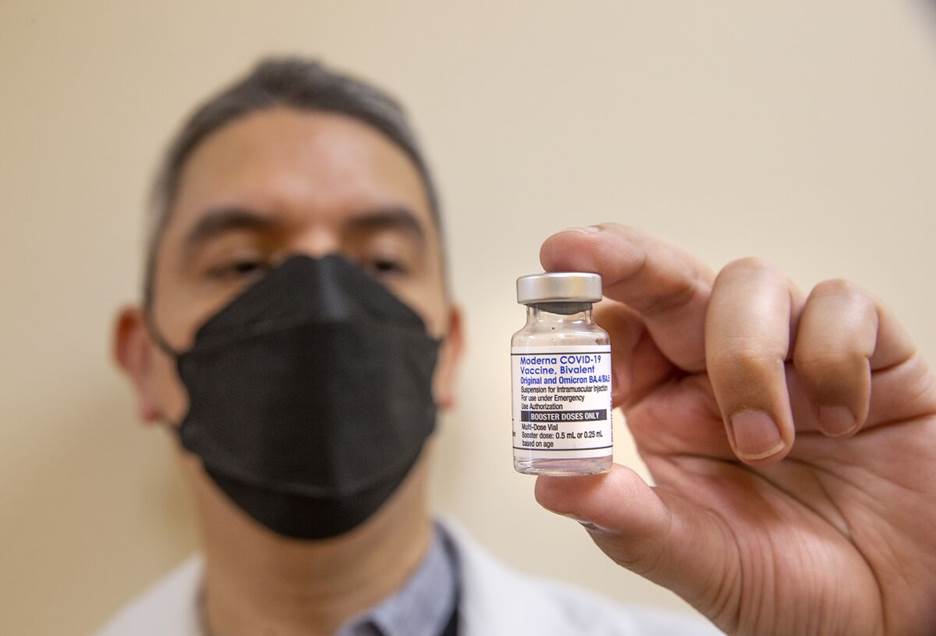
[141,306,193,435]
[143,305,183,359]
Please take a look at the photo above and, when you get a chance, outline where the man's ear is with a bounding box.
[112,305,163,423]
[432,305,465,410]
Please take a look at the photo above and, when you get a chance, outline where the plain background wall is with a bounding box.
[2,2,935,634]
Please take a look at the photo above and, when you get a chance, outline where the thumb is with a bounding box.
[534,464,738,626]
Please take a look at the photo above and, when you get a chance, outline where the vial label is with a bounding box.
[511,344,613,459]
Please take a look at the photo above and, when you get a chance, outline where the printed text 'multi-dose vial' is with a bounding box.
[511,272,613,475]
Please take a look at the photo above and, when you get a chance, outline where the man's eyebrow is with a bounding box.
[183,207,280,251]
[344,206,427,242]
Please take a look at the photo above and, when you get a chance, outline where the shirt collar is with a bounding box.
[337,523,459,636]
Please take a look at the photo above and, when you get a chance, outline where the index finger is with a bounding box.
[540,224,715,371]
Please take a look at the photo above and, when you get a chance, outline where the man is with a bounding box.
[104,58,936,635]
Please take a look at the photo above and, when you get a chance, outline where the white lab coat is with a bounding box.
[95,521,720,636]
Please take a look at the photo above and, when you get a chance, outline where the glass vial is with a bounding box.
[511,272,613,476]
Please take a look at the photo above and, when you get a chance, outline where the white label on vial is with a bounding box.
[511,345,613,459]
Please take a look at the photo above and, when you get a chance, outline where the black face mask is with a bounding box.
[149,254,441,539]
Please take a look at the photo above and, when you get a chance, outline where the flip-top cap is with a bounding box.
[516,272,603,305]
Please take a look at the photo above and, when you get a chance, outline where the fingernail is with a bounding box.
[562,225,602,234]
[817,405,857,437]
[578,520,609,534]
[729,410,785,460]
[562,514,609,533]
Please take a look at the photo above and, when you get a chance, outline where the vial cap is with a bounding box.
[516,272,603,305]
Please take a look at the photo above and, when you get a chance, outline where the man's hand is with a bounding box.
[533,225,936,636]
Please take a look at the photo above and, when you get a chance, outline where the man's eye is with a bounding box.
[208,259,270,279]
[232,260,263,274]
[368,258,408,276]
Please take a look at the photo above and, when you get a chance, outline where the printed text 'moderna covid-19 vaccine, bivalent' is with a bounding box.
[511,272,613,476]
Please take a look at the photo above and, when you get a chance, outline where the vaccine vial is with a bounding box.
[511,272,613,476]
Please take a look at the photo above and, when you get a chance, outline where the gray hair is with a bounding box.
[144,57,441,307]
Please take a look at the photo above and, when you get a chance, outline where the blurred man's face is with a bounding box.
[139,107,457,425]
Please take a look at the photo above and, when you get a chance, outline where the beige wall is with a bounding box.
[2,2,935,634]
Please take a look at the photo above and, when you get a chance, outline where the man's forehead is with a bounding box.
[167,107,435,237]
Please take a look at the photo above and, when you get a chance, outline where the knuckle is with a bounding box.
[709,348,783,383]
[600,222,637,235]
[718,256,784,285]
[635,276,698,316]
[724,255,775,274]
[811,278,867,303]
[793,348,868,386]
